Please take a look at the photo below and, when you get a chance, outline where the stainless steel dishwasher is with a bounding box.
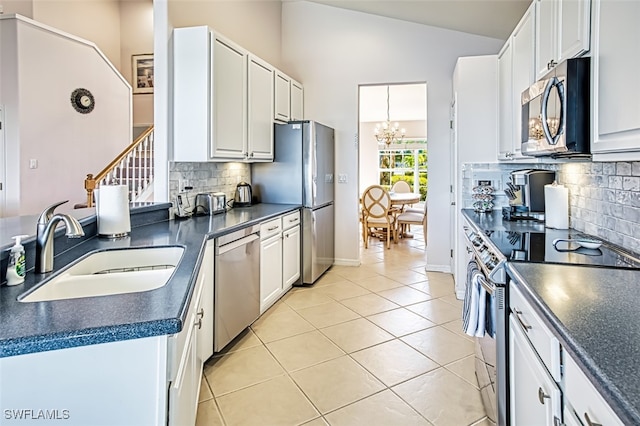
[214,224,260,352]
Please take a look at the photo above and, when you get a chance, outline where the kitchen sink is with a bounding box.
[19,246,185,303]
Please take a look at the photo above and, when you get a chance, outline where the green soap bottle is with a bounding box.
[7,235,28,286]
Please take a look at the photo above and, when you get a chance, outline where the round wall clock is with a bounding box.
[70,88,95,114]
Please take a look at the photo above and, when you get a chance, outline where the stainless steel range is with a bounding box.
[462,220,508,426]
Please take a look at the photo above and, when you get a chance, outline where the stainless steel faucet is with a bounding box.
[35,200,85,274]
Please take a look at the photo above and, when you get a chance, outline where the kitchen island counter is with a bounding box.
[508,262,640,426]
[0,203,300,358]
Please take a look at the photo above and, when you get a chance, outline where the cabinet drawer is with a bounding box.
[564,353,624,426]
[510,284,561,381]
[260,218,282,239]
[282,211,300,230]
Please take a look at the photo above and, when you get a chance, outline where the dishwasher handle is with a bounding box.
[216,233,259,255]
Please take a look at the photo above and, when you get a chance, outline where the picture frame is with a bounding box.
[132,54,154,94]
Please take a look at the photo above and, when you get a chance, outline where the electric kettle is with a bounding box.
[234,182,253,207]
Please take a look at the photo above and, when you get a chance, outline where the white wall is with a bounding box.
[0,16,131,215]
[282,1,504,268]
[168,0,282,69]
[120,0,154,126]
[6,0,153,126]
[32,0,122,69]
[0,0,33,17]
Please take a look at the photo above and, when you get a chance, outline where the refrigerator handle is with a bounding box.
[310,129,317,205]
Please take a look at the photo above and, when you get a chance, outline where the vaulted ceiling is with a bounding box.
[306,0,531,40]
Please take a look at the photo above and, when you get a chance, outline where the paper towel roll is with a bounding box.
[96,185,131,237]
[545,183,569,229]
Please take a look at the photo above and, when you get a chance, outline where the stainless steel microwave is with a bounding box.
[521,57,590,157]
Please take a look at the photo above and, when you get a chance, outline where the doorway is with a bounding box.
[358,83,428,198]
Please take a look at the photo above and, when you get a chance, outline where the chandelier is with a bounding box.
[374,86,406,146]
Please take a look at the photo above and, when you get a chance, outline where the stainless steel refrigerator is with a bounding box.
[252,121,335,285]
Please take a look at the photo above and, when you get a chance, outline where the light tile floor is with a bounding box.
[197,226,490,426]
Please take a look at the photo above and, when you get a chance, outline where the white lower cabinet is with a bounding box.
[168,304,200,426]
[509,315,562,426]
[197,240,215,363]
[563,405,583,426]
[510,281,625,426]
[563,352,623,426]
[260,218,283,313]
[259,210,301,313]
[0,241,215,426]
[283,223,301,288]
[168,239,215,425]
[0,336,168,425]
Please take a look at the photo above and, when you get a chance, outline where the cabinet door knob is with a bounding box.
[538,387,550,405]
[584,413,603,426]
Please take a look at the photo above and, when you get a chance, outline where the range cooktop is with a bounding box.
[484,229,640,270]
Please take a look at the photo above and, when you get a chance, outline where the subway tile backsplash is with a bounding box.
[462,161,640,255]
[168,162,250,216]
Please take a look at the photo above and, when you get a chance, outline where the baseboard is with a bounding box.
[455,289,465,300]
[425,264,452,273]
[333,258,361,267]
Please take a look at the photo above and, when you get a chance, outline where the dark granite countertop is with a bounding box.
[462,209,546,233]
[507,263,640,425]
[462,208,640,424]
[0,203,299,358]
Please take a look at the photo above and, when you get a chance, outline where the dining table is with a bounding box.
[389,192,420,209]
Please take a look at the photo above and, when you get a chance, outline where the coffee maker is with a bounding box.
[502,170,556,221]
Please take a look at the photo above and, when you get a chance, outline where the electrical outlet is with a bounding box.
[178,179,190,192]
[338,174,348,183]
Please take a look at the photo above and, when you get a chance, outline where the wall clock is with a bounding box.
[70,88,95,114]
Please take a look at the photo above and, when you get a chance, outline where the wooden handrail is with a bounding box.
[84,125,154,207]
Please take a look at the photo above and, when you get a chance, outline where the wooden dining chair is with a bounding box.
[391,180,411,194]
[396,201,427,244]
[361,185,397,249]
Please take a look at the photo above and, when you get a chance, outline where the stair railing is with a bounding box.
[84,126,154,207]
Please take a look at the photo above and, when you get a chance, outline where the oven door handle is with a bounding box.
[476,274,495,295]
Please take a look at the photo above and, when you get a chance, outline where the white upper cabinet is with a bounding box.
[591,0,640,160]
[248,55,275,161]
[173,26,302,162]
[290,79,304,121]
[211,34,248,160]
[535,0,591,80]
[274,70,291,122]
[498,4,537,161]
[498,39,514,160]
[173,26,211,162]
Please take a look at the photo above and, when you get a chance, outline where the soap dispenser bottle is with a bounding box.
[7,235,29,286]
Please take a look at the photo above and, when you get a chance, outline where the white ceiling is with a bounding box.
[315,1,530,122]
[306,0,531,40]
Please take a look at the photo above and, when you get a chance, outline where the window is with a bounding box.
[378,140,427,201]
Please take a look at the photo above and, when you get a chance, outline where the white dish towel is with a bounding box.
[463,259,487,337]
